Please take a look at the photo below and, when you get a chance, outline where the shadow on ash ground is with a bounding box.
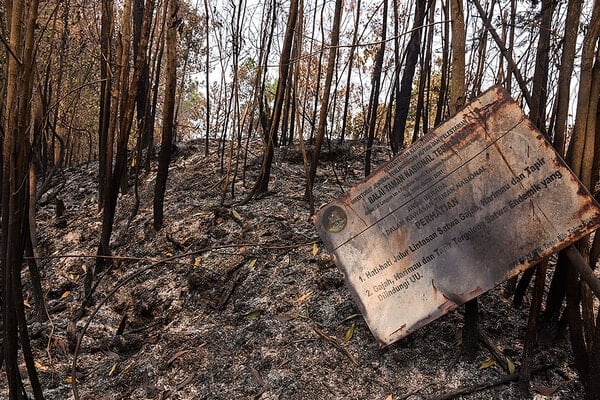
[12,139,584,399]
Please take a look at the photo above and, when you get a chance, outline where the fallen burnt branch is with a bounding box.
[313,326,359,367]
[426,365,553,400]
[478,330,514,374]
[27,238,320,263]
[70,239,321,399]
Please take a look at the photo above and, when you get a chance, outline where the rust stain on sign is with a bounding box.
[313,86,600,346]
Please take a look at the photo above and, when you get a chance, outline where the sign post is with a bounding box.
[313,86,600,346]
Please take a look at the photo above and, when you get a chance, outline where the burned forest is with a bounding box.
[2,0,600,399]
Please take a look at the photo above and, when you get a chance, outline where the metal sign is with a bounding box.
[313,86,600,346]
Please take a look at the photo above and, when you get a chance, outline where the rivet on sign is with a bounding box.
[323,205,347,233]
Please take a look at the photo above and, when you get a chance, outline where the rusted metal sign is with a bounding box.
[313,86,600,346]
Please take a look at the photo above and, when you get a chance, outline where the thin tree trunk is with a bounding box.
[340,0,361,143]
[421,0,435,134]
[2,0,44,397]
[27,165,47,322]
[98,0,114,210]
[93,0,154,302]
[449,0,465,114]
[309,1,325,142]
[365,0,387,176]
[506,0,516,91]
[390,0,426,153]
[243,0,275,185]
[220,0,244,202]
[471,0,493,96]
[551,0,582,156]
[134,0,149,136]
[287,0,303,147]
[146,0,168,171]
[563,2,600,397]
[519,260,548,394]
[244,0,299,201]
[154,0,179,230]
[305,0,343,214]
[413,1,434,142]
[204,0,211,156]
[529,0,557,136]
[230,1,250,198]
[130,0,156,224]
[435,0,450,126]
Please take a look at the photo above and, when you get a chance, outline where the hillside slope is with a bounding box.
[10,139,583,399]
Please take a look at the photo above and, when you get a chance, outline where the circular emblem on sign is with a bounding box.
[323,205,347,233]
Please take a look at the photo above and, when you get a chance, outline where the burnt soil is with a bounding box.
[7,139,586,399]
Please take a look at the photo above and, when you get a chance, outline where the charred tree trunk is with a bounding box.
[242,0,275,185]
[154,0,179,230]
[98,0,114,210]
[146,0,168,171]
[340,0,361,143]
[305,0,343,213]
[2,0,44,398]
[551,0,583,156]
[449,0,465,114]
[308,2,325,142]
[412,1,434,142]
[471,0,492,97]
[541,0,582,348]
[434,0,450,126]
[390,0,426,153]
[563,1,600,397]
[519,260,548,394]
[134,0,150,139]
[244,0,299,201]
[203,0,211,156]
[528,0,557,136]
[419,1,435,136]
[365,0,387,176]
[93,0,154,302]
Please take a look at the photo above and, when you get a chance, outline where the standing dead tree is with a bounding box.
[550,0,582,156]
[98,0,115,211]
[305,0,344,214]
[154,0,180,230]
[1,0,45,398]
[389,0,427,154]
[448,0,465,115]
[562,1,600,398]
[340,0,362,143]
[364,0,388,177]
[243,0,299,201]
[87,0,155,305]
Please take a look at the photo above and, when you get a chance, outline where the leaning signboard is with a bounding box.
[313,86,600,346]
